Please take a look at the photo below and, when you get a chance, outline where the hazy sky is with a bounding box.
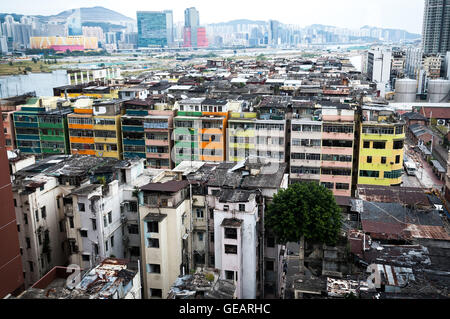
[1,0,425,34]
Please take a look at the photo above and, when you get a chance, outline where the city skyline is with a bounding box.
[0,0,425,34]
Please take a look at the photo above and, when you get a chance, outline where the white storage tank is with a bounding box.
[395,79,417,103]
[428,79,450,103]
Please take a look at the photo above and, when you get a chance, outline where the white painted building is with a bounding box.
[139,176,192,299]
[13,175,70,287]
[211,189,260,299]
[64,180,124,270]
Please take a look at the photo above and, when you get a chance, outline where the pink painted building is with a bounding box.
[320,105,355,197]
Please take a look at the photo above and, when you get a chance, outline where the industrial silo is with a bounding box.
[394,79,417,103]
[428,79,450,103]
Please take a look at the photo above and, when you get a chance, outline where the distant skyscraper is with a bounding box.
[137,11,173,48]
[67,8,82,36]
[183,7,208,48]
[184,7,199,47]
[422,0,450,54]
[269,20,280,46]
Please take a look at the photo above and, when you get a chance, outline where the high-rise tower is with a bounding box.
[422,0,450,54]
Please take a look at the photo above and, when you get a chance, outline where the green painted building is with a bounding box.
[13,106,73,156]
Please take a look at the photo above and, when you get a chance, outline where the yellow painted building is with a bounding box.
[358,106,406,186]
[227,112,258,162]
[93,114,122,159]
[68,99,123,159]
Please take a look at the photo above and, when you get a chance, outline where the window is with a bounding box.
[393,140,404,149]
[363,141,370,148]
[128,224,139,234]
[103,215,108,227]
[108,212,112,224]
[69,217,74,229]
[35,210,39,222]
[94,244,99,255]
[105,240,109,251]
[78,203,85,212]
[395,126,404,134]
[225,271,235,281]
[41,206,46,219]
[239,204,245,212]
[225,244,238,254]
[80,230,88,237]
[384,170,403,179]
[196,209,204,219]
[267,237,275,248]
[381,157,387,164]
[29,261,34,272]
[396,155,401,164]
[367,156,372,163]
[14,199,17,207]
[38,233,42,245]
[266,260,274,271]
[150,289,162,298]
[82,255,90,262]
[148,264,161,274]
[147,221,159,233]
[225,228,238,239]
[360,170,380,178]
[198,232,204,241]
[321,182,334,189]
[130,246,139,256]
[24,214,28,225]
[17,225,20,232]
[91,219,97,231]
[210,232,214,242]
[373,141,386,149]
[148,238,160,248]
[26,237,31,248]
[336,183,350,190]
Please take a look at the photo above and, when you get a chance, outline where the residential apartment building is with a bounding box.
[64,180,124,269]
[228,113,287,164]
[68,99,123,159]
[211,189,262,299]
[121,99,174,169]
[68,98,96,156]
[139,175,191,299]
[205,160,289,299]
[13,102,72,157]
[118,159,163,265]
[358,106,405,186]
[173,98,230,166]
[320,104,355,197]
[12,175,69,287]
[290,119,323,184]
[422,55,443,79]
[93,100,123,159]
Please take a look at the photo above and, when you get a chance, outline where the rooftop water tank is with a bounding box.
[394,79,417,103]
[428,79,450,103]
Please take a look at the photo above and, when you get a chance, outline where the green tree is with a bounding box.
[265,182,342,246]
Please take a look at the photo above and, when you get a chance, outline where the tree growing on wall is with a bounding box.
[265,182,343,246]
